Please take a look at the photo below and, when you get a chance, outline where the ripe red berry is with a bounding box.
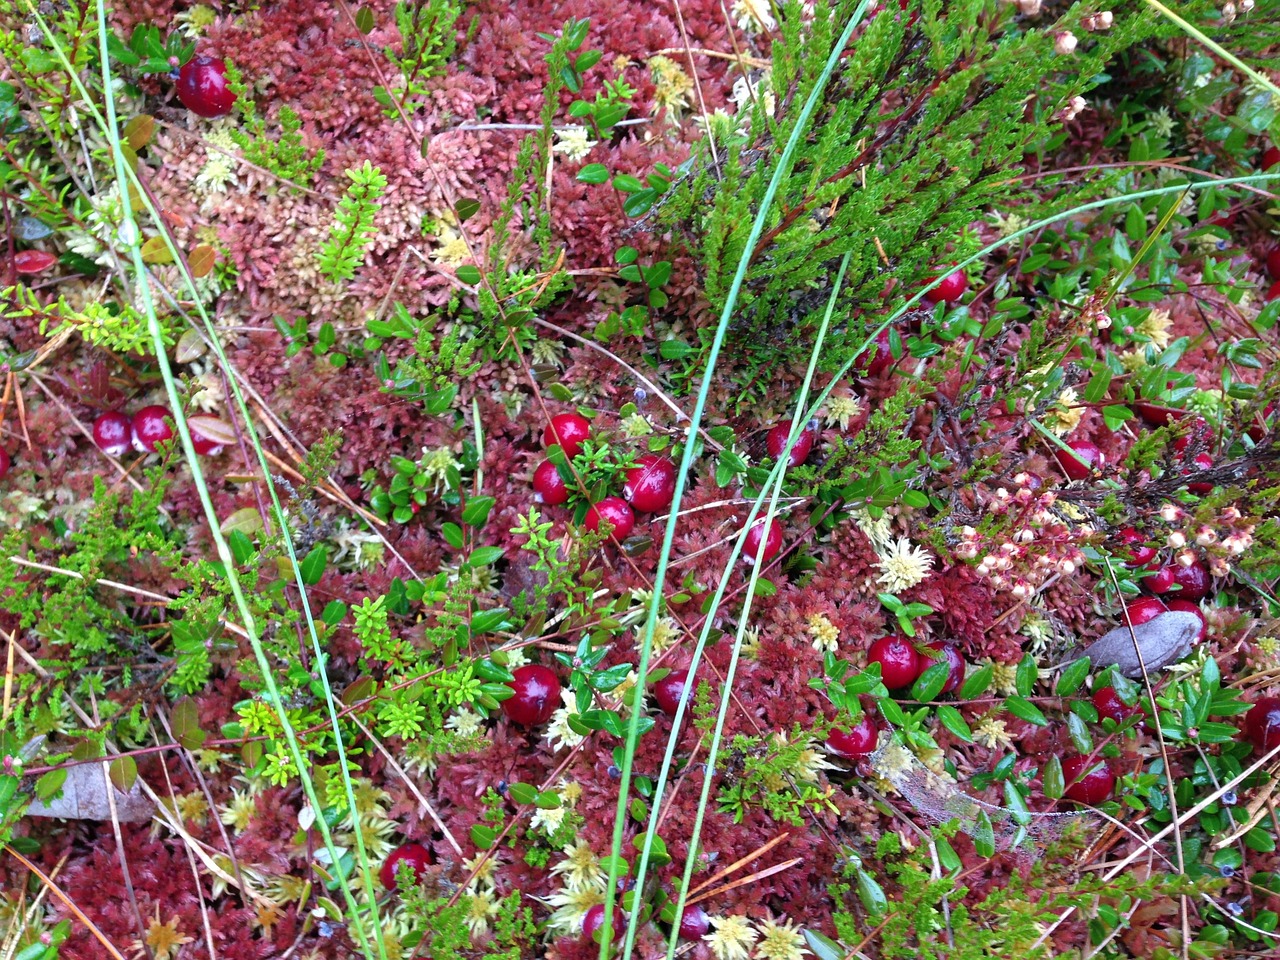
[176,55,236,118]
[1245,697,1280,752]
[1268,279,1280,303]
[1172,417,1213,453]
[677,904,710,940]
[532,460,569,505]
[1263,145,1280,170]
[827,715,878,758]
[188,415,226,456]
[1266,248,1280,280]
[1125,596,1168,626]
[502,664,561,726]
[868,636,921,689]
[622,454,677,512]
[543,413,591,458]
[922,642,965,694]
[12,250,57,275]
[742,518,783,566]
[1116,527,1157,567]
[1165,599,1207,643]
[1092,686,1140,725]
[131,405,174,453]
[765,421,815,467]
[1061,755,1115,804]
[1169,557,1210,601]
[379,842,433,890]
[585,496,635,542]
[1185,452,1214,495]
[583,903,623,942]
[859,328,893,377]
[653,669,689,716]
[924,267,967,304]
[1055,440,1103,481]
[93,411,132,457]
[0,447,9,479]
[1143,565,1177,595]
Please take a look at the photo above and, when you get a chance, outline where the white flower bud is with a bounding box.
[1160,503,1184,522]
[1055,31,1078,55]
[1167,531,1187,549]
[1195,526,1217,546]
[1177,550,1197,568]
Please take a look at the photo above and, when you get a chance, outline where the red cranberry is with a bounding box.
[867,636,921,689]
[1092,686,1139,725]
[1268,279,1280,302]
[1266,248,1280,280]
[826,716,878,758]
[1125,596,1168,625]
[654,669,689,716]
[176,55,236,118]
[1165,599,1207,643]
[502,664,561,726]
[188,415,226,456]
[859,328,893,377]
[923,267,967,304]
[1245,697,1280,752]
[542,413,591,458]
[1263,145,1280,170]
[765,421,815,467]
[379,842,433,890]
[1172,417,1213,453]
[1248,403,1275,443]
[1116,527,1157,567]
[585,496,635,542]
[677,904,710,940]
[1143,565,1177,595]
[742,518,782,566]
[0,447,8,479]
[582,903,623,941]
[1054,440,1103,481]
[12,250,57,275]
[532,460,569,505]
[622,454,677,512]
[131,405,174,453]
[1061,755,1115,804]
[93,411,132,457]
[1169,557,1210,601]
[1185,452,1214,495]
[922,642,965,694]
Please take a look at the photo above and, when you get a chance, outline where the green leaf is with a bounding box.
[960,662,993,699]
[1005,695,1048,726]
[1042,755,1064,799]
[226,529,255,565]
[469,546,505,566]
[462,496,495,528]
[1056,657,1091,697]
[911,663,950,703]
[507,782,537,805]
[470,824,497,849]
[355,6,376,33]
[577,163,610,184]
[455,197,481,222]
[441,522,465,550]
[936,705,973,743]
[803,930,846,960]
[456,264,481,285]
[470,608,511,636]
[299,546,328,585]
[1015,654,1037,697]
[533,790,562,809]
[973,810,996,858]
[855,866,888,917]
[171,697,206,751]
[1066,712,1093,754]
[611,173,643,193]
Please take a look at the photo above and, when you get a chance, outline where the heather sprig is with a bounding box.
[318,160,388,284]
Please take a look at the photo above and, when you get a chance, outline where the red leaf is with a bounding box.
[12,250,57,275]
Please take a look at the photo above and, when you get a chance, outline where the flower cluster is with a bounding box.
[1156,503,1255,578]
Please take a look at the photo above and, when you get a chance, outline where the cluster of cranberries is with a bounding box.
[92,406,224,458]
[856,263,969,376]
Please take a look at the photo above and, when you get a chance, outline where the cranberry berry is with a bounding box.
[923,267,967,304]
[1169,557,1211,602]
[176,55,236,118]
[543,413,591,458]
[622,454,677,512]
[131,405,174,453]
[859,328,893,377]
[379,842,433,891]
[502,664,561,726]
[1263,145,1280,170]
[1055,439,1103,481]
[827,716,878,758]
[654,669,690,716]
[585,497,635,542]
[867,636,921,689]
[188,415,226,456]
[1184,452,1214,495]
[1245,697,1280,753]
[582,903,623,942]
[1060,755,1115,804]
[742,518,783,566]
[532,460,569,505]
[1092,686,1140,726]
[765,421,815,467]
[0,447,9,479]
[1116,527,1157,568]
[93,411,132,457]
[1267,248,1280,280]
[922,642,965,694]
[1143,565,1178,595]
[1124,596,1168,626]
[677,904,710,940]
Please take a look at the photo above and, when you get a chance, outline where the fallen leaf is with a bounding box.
[26,761,154,823]
[1069,611,1202,678]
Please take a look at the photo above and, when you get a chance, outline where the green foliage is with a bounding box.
[382,0,464,108]
[368,301,481,405]
[6,281,168,356]
[716,727,838,826]
[318,160,387,283]
[0,0,99,140]
[225,60,325,189]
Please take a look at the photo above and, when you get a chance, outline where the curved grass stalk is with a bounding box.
[18,4,391,956]
[1142,0,1280,101]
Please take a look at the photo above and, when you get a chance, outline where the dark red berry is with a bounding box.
[1055,440,1103,481]
[502,664,561,726]
[1061,755,1115,804]
[12,250,57,275]
[176,55,236,118]
[677,904,710,940]
[1247,403,1274,443]
[924,267,967,304]
[859,328,893,377]
[543,413,591,458]
[1169,558,1210,601]
[1172,417,1213,453]
[765,421,815,467]
[131,405,174,453]
[583,903,623,942]
[1125,596,1168,625]
[93,411,132,457]
[0,447,9,479]
[532,460,569,505]
[1245,697,1280,752]
[1185,452,1214,495]
[1268,279,1280,302]
[1266,248,1280,280]
[742,519,782,566]
[922,642,964,694]
[868,636,921,689]
[379,842,432,891]
[622,454,677,512]
[1092,686,1139,725]
[1263,145,1280,170]
[654,669,689,717]
[188,415,226,456]
[1166,599,1207,643]
[827,715,878,758]
[1116,527,1157,567]
[1143,565,1177,595]
[585,496,635,542]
